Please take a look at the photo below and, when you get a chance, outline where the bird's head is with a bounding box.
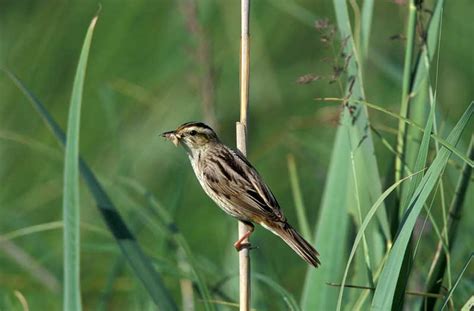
[161,122,219,152]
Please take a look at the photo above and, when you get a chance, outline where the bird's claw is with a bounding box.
[235,243,258,252]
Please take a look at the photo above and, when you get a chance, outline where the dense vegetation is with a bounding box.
[0,1,472,310]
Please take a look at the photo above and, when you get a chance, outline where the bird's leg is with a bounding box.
[234,222,255,251]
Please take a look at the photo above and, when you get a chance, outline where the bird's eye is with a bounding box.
[189,130,197,136]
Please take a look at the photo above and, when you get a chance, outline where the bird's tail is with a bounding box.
[272,222,320,267]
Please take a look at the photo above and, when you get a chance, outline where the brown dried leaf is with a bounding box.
[296,74,322,84]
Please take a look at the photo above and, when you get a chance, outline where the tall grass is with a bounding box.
[303,0,390,309]
[303,0,473,310]
[62,14,98,311]
[0,1,472,310]
[372,103,472,309]
[6,69,180,310]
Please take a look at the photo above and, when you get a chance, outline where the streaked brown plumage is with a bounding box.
[161,122,320,267]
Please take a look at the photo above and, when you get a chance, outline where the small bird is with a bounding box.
[161,122,320,267]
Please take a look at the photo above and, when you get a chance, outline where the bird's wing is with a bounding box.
[202,147,285,223]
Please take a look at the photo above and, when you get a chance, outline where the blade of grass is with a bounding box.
[349,150,375,290]
[0,130,61,160]
[352,251,390,308]
[0,238,61,293]
[412,183,442,259]
[424,9,452,295]
[336,171,422,311]
[62,15,98,311]
[333,0,392,246]
[317,97,473,167]
[1,221,107,241]
[391,86,436,309]
[97,256,125,311]
[423,137,473,310]
[94,193,159,311]
[332,283,444,299]
[411,0,444,94]
[5,72,178,310]
[300,127,351,310]
[2,221,63,240]
[348,0,361,59]
[404,81,428,183]
[404,0,445,193]
[371,102,473,310]
[303,1,388,308]
[394,0,417,196]
[254,274,300,311]
[440,253,474,310]
[460,294,474,310]
[334,1,390,308]
[287,154,311,241]
[266,0,319,27]
[401,99,434,210]
[403,0,445,217]
[118,177,215,311]
[13,290,29,311]
[212,272,299,311]
[360,0,374,59]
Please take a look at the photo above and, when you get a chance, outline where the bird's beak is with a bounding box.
[161,130,181,147]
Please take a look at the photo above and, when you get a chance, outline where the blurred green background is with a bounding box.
[0,0,472,310]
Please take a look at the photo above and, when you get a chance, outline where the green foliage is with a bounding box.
[7,68,179,309]
[62,14,98,311]
[0,1,472,310]
[301,121,351,310]
[372,103,473,310]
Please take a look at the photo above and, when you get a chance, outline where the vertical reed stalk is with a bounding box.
[237,1,251,310]
[395,0,417,204]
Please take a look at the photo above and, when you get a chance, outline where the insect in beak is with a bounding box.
[161,130,181,146]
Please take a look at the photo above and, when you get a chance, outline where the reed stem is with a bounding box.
[237,1,251,310]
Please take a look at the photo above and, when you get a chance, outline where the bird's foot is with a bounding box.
[234,242,258,251]
[233,229,253,251]
[233,223,255,251]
